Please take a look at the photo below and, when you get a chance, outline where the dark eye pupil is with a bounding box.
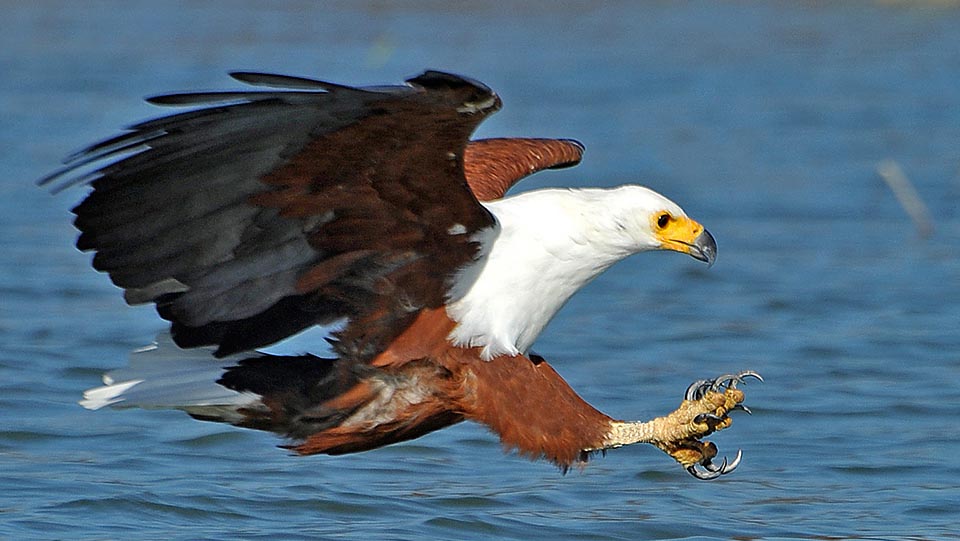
[658,214,670,228]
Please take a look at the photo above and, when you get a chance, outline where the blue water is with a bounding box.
[3,1,960,539]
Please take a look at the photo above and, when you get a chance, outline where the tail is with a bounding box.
[80,334,260,415]
[79,333,460,453]
[80,333,348,435]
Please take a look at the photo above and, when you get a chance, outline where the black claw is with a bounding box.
[725,449,743,471]
[694,412,724,425]
[685,379,711,401]
[687,464,722,480]
[703,455,728,472]
[685,449,743,480]
[686,371,762,401]
[710,374,739,391]
[732,404,753,415]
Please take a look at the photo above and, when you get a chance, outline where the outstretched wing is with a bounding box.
[42,71,500,360]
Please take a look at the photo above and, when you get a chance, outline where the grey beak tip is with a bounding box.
[695,229,717,267]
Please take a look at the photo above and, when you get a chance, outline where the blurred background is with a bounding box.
[2,2,959,540]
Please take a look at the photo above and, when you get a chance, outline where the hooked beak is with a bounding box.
[685,229,717,267]
[657,215,718,268]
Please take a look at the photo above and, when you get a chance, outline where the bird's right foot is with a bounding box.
[650,371,762,479]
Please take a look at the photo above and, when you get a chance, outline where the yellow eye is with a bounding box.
[657,213,671,229]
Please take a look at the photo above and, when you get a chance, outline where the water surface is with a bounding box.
[2,2,959,539]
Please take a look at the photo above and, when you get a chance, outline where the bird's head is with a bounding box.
[599,185,717,267]
[647,205,717,267]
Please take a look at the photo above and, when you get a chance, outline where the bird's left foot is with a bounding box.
[652,371,762,480]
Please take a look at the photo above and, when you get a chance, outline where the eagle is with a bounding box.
[42,71,760,478]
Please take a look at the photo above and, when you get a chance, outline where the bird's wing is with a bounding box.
[43,71,501,360]
[463,138,584,200]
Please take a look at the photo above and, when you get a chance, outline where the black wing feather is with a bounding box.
[46,71,500,361]
[229,71,366,92]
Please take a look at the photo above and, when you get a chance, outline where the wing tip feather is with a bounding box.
[228,71,356,93]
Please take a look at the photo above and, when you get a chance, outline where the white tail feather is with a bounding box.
[80,379,145,410]
[80,324,342,417]
[79,334,261,416]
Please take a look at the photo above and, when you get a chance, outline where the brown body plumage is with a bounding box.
[282,309,610,467]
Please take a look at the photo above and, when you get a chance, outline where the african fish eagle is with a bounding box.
[42,71,760,478]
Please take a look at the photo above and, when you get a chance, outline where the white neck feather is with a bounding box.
[445,186,682,360]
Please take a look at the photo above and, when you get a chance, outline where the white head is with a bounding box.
[573,185,717,264]
[446,184,716,359]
